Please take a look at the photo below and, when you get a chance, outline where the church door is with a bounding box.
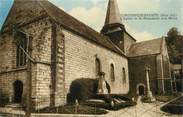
[13,80,23,103]
[138,85,145,96]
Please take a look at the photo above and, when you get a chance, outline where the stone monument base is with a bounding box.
[142,91,156,103]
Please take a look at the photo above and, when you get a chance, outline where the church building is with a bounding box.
[0,0,171,109]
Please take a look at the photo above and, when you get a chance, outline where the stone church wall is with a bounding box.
[128,55,158,95]
[53,25,66,107]
[124,32,136,54]
[0,34,17,71]
[0,32,27,104]
[182,59,183,79]
[0,17,59,109]
[0,70,27,104]
[20,18,53,109]
[63,29,129,95]
[129,53,172,95]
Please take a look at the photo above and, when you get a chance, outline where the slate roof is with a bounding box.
[1,0,125,56]
[127,38,164,57]
[104,0,123,25]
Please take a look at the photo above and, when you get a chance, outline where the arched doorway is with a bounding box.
[138,85,145,96]
[13,80,23,103]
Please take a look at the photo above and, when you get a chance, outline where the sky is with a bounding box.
[0,0,182,42]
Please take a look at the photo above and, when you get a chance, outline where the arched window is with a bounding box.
[95,58,101,77]
[122,68,126,83]
[110,64,115,82]
[15,31,27,67]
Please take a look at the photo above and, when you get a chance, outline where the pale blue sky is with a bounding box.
[0,0,182,41]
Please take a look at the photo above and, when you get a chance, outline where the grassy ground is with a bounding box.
[0,113,8,117]
[35,105,108,115]
[161,96,183,114]
[155,93,179,102]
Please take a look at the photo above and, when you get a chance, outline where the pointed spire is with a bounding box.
[101,0,124,34]
[105,0,122,25]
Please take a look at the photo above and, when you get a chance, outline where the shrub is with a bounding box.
[0,96,9,107]
[67,78,110,104]
[161,96,183,114]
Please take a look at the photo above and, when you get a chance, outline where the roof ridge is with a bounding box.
[135,38,162,44]
[36,0,51,18]
[1,0,48,33]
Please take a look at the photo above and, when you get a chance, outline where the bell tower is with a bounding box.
[101,0,126,52]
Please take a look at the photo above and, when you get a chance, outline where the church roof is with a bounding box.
[101,0,125,34]
[104,0,123,25]
[1,0,125,56]
[127,38,164,57]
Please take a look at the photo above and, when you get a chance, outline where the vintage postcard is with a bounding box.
[0,0,182,117]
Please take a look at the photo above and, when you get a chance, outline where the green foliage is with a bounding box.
[161,96,183,114]
[0,96,9,107]
[167,27,178,39]
[67,78,111,104]
[166,27,183,64]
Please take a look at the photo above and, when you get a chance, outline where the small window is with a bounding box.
[110,64,115,82]
[122,68,126,83]
[15,32,27,67]
[95,58,101,77]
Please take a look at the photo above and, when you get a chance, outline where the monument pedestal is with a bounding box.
[97,72,108,95]
[143,90,156,103]
[143,67,156,103]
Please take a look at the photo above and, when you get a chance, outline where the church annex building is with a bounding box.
[0,0,174,109]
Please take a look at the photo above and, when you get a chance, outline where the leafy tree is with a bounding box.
[167,27,178,38]
[166,27,182,64]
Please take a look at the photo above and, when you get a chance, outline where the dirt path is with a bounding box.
[0,94,182,117]
[107,95,183,117]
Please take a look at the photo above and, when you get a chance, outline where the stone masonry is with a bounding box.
[63,29,129,94]
[0,17,65,109]
[0,0,173,111]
